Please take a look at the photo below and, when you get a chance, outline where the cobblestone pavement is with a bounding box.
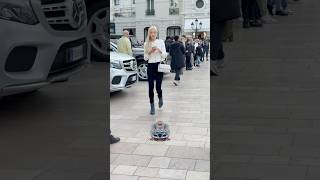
[213,0,320,179]
[110,61,210,180]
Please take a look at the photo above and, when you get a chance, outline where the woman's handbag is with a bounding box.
[158,63,171,73]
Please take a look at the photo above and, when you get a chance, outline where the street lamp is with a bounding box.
[191,18,202,38]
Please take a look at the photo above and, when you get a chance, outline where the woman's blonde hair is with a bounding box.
[144,25,158,53]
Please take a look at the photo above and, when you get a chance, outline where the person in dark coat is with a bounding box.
[211,0,241,75]
[203,40,209,61]
[170,36,186,86]
[195,44,202,67]
[200,41,205,62]
[185,39,193,70]
[165,36,172,53]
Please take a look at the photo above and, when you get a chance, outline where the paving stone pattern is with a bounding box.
[110,61,210,180]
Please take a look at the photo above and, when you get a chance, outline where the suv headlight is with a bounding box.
[111,61,122,69]
[0,0,39,25]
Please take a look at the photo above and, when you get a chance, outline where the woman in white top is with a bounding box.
[144,26,167,115]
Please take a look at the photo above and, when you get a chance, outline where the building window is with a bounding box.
[133,0,135,4]
[196,0,204,9]
[114,0,120,6]
[146,0,155,16]
[110,23,116,34]
[169,8,179,15]
[169,0,179,15]
[167,26,181,37]
[123,28,136,36]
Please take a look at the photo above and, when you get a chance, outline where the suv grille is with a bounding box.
[122,59,137,72]
[41,0,87,31]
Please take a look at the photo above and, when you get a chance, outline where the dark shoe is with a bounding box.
[250,20,263,27]
[211,64,219,76]
[159,98,163,108]
[276,10,289,16]
[211,70,218,76]
[243,20,250,28]
[150,103,155,115]
[110,135,120,144]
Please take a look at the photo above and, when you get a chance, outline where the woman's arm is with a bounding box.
[159,40,167,59]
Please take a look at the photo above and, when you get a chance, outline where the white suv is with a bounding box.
[110,44,137,92]
[0,0,89,96]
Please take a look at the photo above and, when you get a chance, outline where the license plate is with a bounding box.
[131,75,137,81]
[68,45,84,63]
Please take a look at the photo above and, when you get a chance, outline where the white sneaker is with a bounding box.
[286,9,295,15]
[261,15,278,24]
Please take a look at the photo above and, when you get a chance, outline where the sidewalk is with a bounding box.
[213,0,320,179]
[110,61,210,180]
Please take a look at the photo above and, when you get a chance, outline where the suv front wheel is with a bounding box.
[137,62,148,80]
[87,1,107,60]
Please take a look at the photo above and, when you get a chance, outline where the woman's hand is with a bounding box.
[148,48,156,55]
[155,47,162,54]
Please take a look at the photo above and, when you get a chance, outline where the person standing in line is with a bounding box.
[117,30,133,56]
[203,39,209,61]
[200,41,205,62]
[257,0,278,23]
[185,39,193,70]
[193,39,199,66]
[195,42,202,67]
[212,0,241,75]
[190,38,195,68]
[165,36,173,65]
[275,0,289,15]
[165,36,172,53]
[170,36,186,86]
[144,26,167,115]
[242,0,263,28]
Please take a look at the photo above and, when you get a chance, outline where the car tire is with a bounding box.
[137,61,148,81]
[87,1,107,60]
